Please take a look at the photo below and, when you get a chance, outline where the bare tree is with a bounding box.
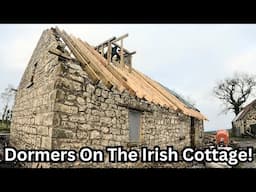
[1,105,8,124]
[213,73,256,116]
[1,85,15,106]
[0,85,16,126]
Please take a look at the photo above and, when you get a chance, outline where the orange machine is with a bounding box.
[216,129,229,146]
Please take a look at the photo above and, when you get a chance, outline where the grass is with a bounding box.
[0,122,10,133]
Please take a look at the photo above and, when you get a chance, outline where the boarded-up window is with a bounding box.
[128,109,141,143]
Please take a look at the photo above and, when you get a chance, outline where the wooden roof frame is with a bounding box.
[54,27,207,120]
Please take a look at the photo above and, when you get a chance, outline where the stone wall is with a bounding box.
[233,120,243,136]
[10,29,63,167]
[50,57,203,168]
[194,119,204,147]
[243,105,256,132]
[233,105,256,136]
[10,28,204,168]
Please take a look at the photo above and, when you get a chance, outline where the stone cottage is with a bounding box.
[10,27,207,168]
[232,99,256,137]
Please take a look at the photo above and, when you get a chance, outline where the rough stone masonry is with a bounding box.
[10,28,204,168]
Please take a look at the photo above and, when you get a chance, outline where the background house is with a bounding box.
[232,99,256,137]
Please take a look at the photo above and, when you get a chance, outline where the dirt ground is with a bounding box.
[204,131,256,168]
[231,137,256,168]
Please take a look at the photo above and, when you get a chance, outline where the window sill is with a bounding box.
[127,142,139,147]
[127,142,146,148]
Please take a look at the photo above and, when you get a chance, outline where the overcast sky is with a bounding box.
[1,24,256,131]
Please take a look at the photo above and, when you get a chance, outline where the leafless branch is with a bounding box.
[213,73,256,115]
